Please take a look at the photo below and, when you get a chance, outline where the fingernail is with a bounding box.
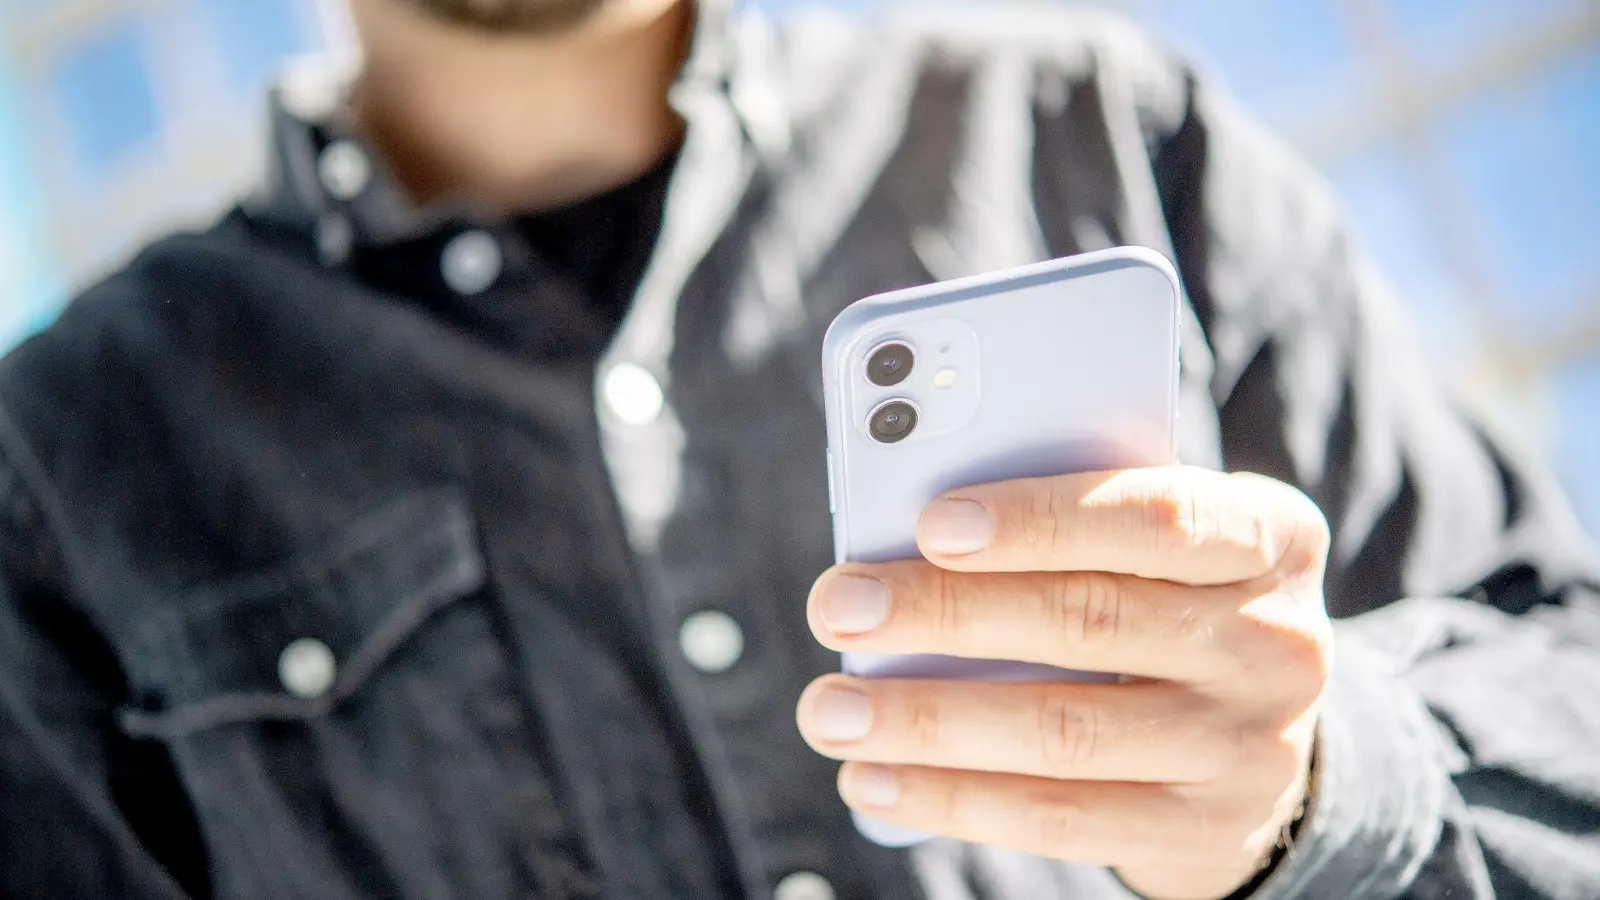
[810,685,874,743]
[821,575,891,635]
[920,499,995,555]
[847,764,901,808]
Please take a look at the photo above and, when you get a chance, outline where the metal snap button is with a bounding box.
[775,871,836,900]
[602,362,665,426]
[278,637,337,700]
[440,230,503,296]
[317,139,372,201]
[678,610,745,675]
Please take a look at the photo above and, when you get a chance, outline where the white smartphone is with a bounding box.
[820,246,1183,847]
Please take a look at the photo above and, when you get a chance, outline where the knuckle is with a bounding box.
[1038,690,1101,774]
[1271,621,1335,705]
[930,567,965,645]
[1047,484,1076,553]
[1217,720,1310,800]
[1021,484,1066,556]
[1077,573,1125,647]
[1143,482,1203,556]
[1027,798,1081,855]
[1279,509,1332,579]
[935,770,972,829]
[1048,572,1125,649]
[1227,591,1334,697]
[907,693,947,756]
[1244,510,1283,578]
[1195,718,1259,782]
[1237,475,1333,580]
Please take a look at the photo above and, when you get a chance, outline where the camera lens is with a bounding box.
[868,400,919,444]
[867,342,915,387]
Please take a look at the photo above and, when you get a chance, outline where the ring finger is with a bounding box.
[797,675,1252,784]
[836,763,1256,870]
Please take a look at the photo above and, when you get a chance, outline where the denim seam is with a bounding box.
[117,542,485,739]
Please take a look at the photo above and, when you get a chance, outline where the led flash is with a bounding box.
[933,368,959,389]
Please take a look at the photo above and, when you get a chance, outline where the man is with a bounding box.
[0,0,1596,898]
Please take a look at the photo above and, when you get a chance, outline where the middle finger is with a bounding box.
[808,560,1273,683]
[796,675,1260,784]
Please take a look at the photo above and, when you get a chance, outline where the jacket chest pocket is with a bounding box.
[118,488,600,900]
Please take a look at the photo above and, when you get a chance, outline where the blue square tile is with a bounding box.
[1382,0,1586,76]
[1434,50,1600,336]
[1323,143,1472,363]
[1553,355,1600,540]
[1136,0,1361,126]
[198,0,311,93]
[1547,52,1600,260]
[0,67,63,351]
[48,19,162,178]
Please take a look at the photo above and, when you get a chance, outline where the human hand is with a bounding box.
[797,467,1333,900]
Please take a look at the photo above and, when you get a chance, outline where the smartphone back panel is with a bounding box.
[823,248,1182,678]
[820,247,1182,845]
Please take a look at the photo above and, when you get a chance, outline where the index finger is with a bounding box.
[916,467,1328,585]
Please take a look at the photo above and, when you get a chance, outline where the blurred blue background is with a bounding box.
[2,0,1597,535]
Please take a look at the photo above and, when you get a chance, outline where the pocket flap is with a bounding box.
[122,488,485,735]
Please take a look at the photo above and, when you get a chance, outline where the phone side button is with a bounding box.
[825,449,837,515]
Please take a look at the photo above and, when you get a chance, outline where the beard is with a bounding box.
[398,0,611,32]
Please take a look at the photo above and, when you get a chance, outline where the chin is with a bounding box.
[397,0,612,34]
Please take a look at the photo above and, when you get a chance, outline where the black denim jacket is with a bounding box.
[3,4,1598,899]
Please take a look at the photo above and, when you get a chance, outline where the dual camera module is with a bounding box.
[866,342,919,444]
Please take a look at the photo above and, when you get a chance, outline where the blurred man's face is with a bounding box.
[401,0,609,32]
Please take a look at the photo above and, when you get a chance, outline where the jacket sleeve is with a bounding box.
[1150,48,1600,900]
[0,440,201,899]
